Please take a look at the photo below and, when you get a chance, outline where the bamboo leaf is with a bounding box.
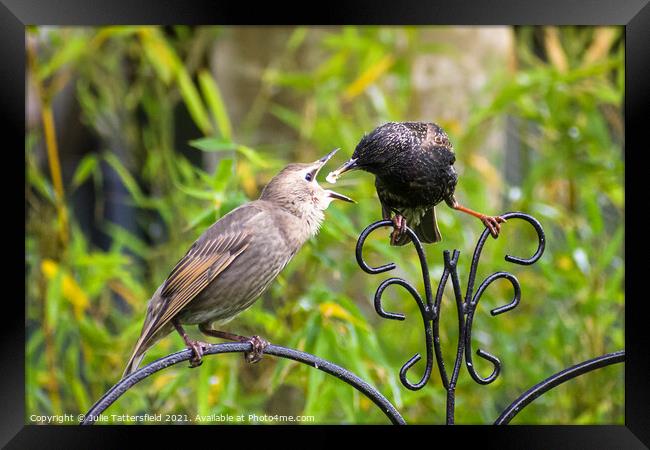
[37,35,87,80]
[189,137,236,152]
[138,28,178,84]
[178,70,213,135]
[236,145,273,168]
[71,154,98,189]
[269,104,302,130]
[27,162,56,203]
[198,70,233,140]
[103,153,145,202]
[44,268,63,333]
[343,54,395,100]
[213,157,234,192]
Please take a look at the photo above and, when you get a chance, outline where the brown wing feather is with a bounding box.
[140,231,250,347]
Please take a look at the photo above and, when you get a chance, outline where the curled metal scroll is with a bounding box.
[356,211,546,423]
[81,342,405,425]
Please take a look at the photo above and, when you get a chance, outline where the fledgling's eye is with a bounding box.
[305,172,313,182]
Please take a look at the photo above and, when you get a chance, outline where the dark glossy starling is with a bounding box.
[123,149,353,377]
[327,122,505,246]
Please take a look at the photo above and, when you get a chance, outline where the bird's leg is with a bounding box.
[173,319,210,368]
[446,196,506,238]
[199,323,269,364]
[383,202,408,245]
[390,214,408,245]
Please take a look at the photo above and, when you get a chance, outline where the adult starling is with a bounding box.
[326,122,505,246]
[123,149,353,377]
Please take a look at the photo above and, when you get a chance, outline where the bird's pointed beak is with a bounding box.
[309,148,354,203]
[308,148,340,180]
[325,189,355,203]
[317,148,340,165]
[326,158,359,184]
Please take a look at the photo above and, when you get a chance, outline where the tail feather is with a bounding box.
[122,351,146,378]
[414,207,442,244]
[122,286,166,378]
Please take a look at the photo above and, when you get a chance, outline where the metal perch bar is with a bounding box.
[494,350,625,425]
[81,342,406,425]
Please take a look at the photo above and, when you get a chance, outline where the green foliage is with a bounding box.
[25,26,623,424]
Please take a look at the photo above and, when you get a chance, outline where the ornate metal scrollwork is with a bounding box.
[356,211,546,423]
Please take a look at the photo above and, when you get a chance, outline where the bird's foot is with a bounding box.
[187,340,211,368]
[244,335,269,364]
[481,215,507,238]
[390,214,407,245]
[174,320,210,368]
[197,324,268,364]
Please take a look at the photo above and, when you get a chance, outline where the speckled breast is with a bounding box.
[376,145,458,210]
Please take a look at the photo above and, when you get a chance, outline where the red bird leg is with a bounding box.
[447,199,506,238]
[173,319,210,368]
[199,323,268,364]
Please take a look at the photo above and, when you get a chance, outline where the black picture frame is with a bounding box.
[6,0,648,447]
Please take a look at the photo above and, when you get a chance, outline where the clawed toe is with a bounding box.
[188,341,210,368]
[244,335,269,364]
[482,215,506,238]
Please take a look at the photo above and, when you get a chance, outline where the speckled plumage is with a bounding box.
[353,122,459,245]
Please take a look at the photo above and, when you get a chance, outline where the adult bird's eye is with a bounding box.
[305,173,313,182]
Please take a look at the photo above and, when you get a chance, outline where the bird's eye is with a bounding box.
[305,172,313,182]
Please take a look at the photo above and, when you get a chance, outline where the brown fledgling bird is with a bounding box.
[123,149,353,377]
[327,122,505,246]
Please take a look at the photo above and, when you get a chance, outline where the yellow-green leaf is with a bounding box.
[198,70,232,140]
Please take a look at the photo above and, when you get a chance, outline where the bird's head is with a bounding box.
[260,149,354,222]
[326,122,418,182]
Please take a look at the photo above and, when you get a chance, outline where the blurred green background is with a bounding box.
[25,26,624,424]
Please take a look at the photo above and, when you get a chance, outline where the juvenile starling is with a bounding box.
[327,122,505,246]
[123,149,353,377]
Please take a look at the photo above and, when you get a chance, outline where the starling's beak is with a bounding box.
[326,158,359,184]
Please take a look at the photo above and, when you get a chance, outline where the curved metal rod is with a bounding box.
[431,249,459,390]
[464,212,545,305]
[494,350,625,425]
[356,219,397,274]
[357,220,435,390]
[462,213,544,385]
[374,277,428,321]
[356,220,434,305]
[464,272,520,384]
[374,277,434,390]
[81,342,406,425]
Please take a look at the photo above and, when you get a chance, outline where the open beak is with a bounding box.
[309,148,355,203]
[326,190,355,203]
[307,148,340,180]
[317,148,340,165]
[325,158,359,184]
